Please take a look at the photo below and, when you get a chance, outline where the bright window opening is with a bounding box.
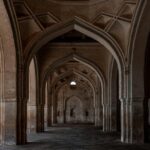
[70,81,77,86]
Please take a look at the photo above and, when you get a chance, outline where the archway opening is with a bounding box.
[56,76,95,126]
[27,58,37,141]
[45,58,99,127]
[65,96,84,124]
[25,27,123,144]
[110,59,121,133]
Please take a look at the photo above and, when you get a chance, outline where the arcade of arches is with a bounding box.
[1,0,150,149]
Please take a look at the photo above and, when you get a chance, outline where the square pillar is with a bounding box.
[36,105,44,132]
[132,98,144,143]
[120,98,144,143]
[0,101,16,145]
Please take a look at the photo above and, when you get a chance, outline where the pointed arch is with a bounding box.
[42,54,105,105]
[42,54,105,128]
[24,16,125,98]
[51,70,96,94]
[51,70,96,110]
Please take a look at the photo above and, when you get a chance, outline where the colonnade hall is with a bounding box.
[1,0,150,150]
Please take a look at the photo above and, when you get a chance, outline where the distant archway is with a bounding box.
[43,54,104,127]
[65,96,83,124]
[50,71,95,125]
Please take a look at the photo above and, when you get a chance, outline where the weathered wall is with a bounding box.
[56,83,94,124]
[0,0,17,145]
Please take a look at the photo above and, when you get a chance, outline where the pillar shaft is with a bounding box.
[36,105,44,132]
[17,100,27,145]
[120,98,144,143]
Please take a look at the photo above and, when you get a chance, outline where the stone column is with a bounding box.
[47,94,52,127]
[120,98,144,143]
[47,105,52,127]
[109,80,118,132]
[102,87,110,132]
[110,103,117,131]
[103,104,110,131]
[44,83,48,130]
[44,106,48,129]
[119,66,144,143]
[63,109,66,124]
[52,92,57,124]
[120,68,131,143]
[17,99,27,145]
[120,99,126,142]
[16,65,28,145]
[36,105,44,132]
[94,93,100,127]
[131,98,144,143]
[95,89,103,127]
[120,99,134,143]
[1,100,17,145]
[52,104,57,124]
[47,81,52,127]
[95,104,103,127]
[0,71,17,145]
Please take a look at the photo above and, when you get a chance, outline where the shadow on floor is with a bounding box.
[0,125,150,150]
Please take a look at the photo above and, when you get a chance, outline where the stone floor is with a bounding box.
[1,125,150,150]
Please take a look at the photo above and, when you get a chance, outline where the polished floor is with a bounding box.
[1,125,150,150]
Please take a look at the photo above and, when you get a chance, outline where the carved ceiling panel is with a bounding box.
[13,0,140,58]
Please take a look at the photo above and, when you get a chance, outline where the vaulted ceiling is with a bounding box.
[13,0,138,56]
[11,0,141,87]
[24,0,125,21]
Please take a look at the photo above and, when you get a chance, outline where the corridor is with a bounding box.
[1,125,150,150]
[1,0,150,146]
